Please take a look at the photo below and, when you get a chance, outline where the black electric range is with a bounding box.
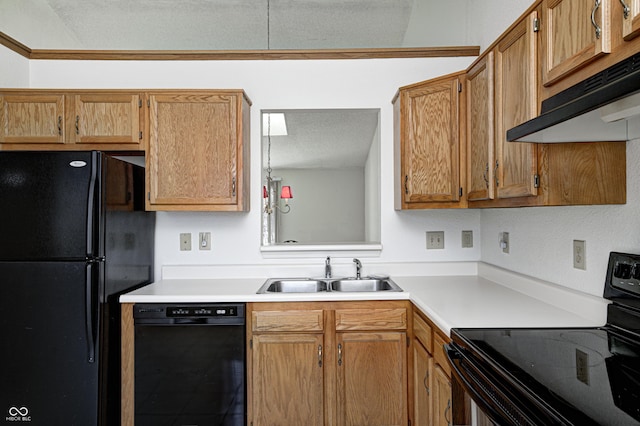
[446,252,640,425]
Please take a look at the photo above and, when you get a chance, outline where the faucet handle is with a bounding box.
[353,258,362,279]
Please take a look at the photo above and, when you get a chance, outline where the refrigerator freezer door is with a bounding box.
[0,261,101,425]
[0,151,100,260]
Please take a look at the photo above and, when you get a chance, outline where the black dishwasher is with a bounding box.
[134,303,246,426]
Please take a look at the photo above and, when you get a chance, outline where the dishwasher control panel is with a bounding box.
[166,306,238,317]
[134,303,245,324]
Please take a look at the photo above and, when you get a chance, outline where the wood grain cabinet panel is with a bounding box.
[146,90,250,211]
[252,333,325,426]
[248,301,409,426]
[495,10,539,200]
[393,72,465,209]
[622,0,640,39]
[0,93,65,144]
[432,365,453,426]
[72,94,142,145]
[466,52,495,202]
[413,334,433,426]
[542,0,612,86]
[336,331,407,426]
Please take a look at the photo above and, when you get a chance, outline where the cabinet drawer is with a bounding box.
[413,313,432,353]
[335,308,407,331]
[252,310,324,332]
[433,332,451,377]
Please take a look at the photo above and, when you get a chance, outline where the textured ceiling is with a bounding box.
[37,0,413,50]
[264,109,379,170]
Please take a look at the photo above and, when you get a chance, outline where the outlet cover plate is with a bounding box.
[180,233,192,251]
[500,232,509,254]
[199,232,211,250]
[426,231,445,250]
[573,240,586,270]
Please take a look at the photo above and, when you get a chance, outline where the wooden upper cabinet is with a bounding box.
[495,11,539,199]
[542,0,612,86]
[621,0,640,39]
[0,93,65,144]
[72,94,142,145]
[146,90,250,211]
[393,72,464,209]
[466,52,495,202]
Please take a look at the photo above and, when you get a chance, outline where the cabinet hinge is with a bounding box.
[138,99,142,108]
[147,192,151,201]
[533,17,540,32]
[534,174,540,188]
[139,131,143,140]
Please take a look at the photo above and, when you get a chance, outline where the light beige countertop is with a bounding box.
[120,262,609,335]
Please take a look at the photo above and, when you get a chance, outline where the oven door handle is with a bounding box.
[445,344,536,426]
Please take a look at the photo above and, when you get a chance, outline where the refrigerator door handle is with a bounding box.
[86,152,99,256]
[85,262,96,363]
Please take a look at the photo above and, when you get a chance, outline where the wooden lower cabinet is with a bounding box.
[432,365,452,426]
[410,308,460,426]
[248,301,409,426]
[412,340,433,425]
[252,333,324,425]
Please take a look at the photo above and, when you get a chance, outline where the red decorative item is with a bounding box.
[280,186,293,199]
[262,185,268,198]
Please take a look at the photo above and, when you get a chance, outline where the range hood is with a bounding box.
[507,52,640,143]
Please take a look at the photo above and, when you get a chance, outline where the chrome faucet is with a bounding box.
[325,256,332,279]
[353,258,362,279]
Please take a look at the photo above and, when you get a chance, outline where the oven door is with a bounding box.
[445,343,565,426]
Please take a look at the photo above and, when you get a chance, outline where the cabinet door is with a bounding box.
[495,11,539,199]
[73,94,142,145]
[402,77,460,204]
[413,341,433,426]
[252,333,324,426]
[432,365,452,426]
[336,331,407,426]
[542,0,612,85]
[622,0,640,39]
[147,93,240,209]
[466,53,495,202]
[0,94,65,144]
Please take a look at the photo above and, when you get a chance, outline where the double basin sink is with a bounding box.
[257,277,402,293]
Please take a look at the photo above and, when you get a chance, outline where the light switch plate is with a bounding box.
[426,231,445,250]
[180,233,192,251]
[462,230,473,248]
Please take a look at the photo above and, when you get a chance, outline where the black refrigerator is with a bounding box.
[0,151,155,425]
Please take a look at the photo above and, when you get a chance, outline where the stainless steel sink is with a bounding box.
[257,277,402,293]
[257,278,328,293]
[329,277,402,292]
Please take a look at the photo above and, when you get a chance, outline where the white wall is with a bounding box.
[481,142,640,297]
[20,56,481,278]
[0,47,29,87]
[274,168,365,243]
[365,122,381,242]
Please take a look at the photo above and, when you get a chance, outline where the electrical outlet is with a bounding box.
[500,232,509,253]
[199,232,211,250]
[573,240,586,270]
[180,233,192,251]
[426,231,445,250]
[462,230,473,248]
